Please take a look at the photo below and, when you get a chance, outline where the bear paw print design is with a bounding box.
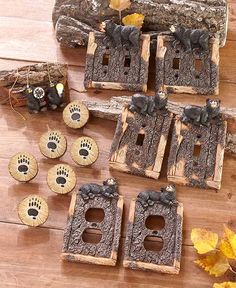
[8,152,38,182]
[79,138,92,159]
[71,136,99,166]
[39,130,67,159]
[69,104,81,122]
[18,195,48,227]
[56,166,69,187]
[28,197,41,220]
[17,155,30,175]
[63,101,89,129]
[47,164,77,194]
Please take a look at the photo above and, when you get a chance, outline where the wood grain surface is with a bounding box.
[0,1,236,287]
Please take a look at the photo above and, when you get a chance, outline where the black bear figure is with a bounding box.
[182,99,221,127]
[101,20,141,49]
[129,92,168,116]
[47,82,66,110]
[137,184,177,208]
[24,86,47,114]
[80,178,119,201]
[170,25,209,53]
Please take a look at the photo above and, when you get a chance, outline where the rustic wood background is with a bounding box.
[0,1,235,287]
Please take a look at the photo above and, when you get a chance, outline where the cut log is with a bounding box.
[83,96,236,155]
[0,63,68,107]
[52,0,228,48]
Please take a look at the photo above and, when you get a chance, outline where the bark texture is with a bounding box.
[83,96,236,155]
[63,191,122,259]
[52,0,228,48]
[124,200,183,268]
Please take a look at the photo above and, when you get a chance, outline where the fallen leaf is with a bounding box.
[213,282,236,288]
[220,226,236,259]
[109,0,131,11]
[122,13,145,29]
[195,251,230,277]
[191,228,218,254]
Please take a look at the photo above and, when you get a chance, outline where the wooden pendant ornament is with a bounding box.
[124,185,183,274]
[109,93,172,179]
[18,195,49,227]
[62,178,123,266]
[8,152,38,182]
[47,164,77,194]
[70,136,99,166]
[63,100,89,129]
[167,99,227,190]
[39,130,67,159]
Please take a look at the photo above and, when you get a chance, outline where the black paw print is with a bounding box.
[56,166,69,187]
[17,155,30,174]
[27,197,41,220]
[69,104,81,121]
[47,132,61,152]
[79,139,92,159]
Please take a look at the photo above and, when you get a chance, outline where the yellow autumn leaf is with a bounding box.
[122,13,145,29]
[109,0,131,11]
[220,226,236,259]
[195,251,230,277]
[191,228,218,254]
[213,282,236,288]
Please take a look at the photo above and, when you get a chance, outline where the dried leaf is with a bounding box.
[213,282,236,288]
[109,0,131,11]
[191,228,218,254]
[195,251,230,277]
[122,13,145,29]
[220,226,236,259]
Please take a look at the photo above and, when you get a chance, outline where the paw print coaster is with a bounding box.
[18,195,49,227]
[39,130,67,159]
[8,152,38,182]
[70,136,99,166]
[47,164,77,194]
[63,100,89,129]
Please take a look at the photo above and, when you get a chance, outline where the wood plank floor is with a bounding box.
[0,1,236,287]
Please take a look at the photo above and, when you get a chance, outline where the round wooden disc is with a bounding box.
[18,195,49,227]
[47,164,77,194]
[70,137,99,166]
[39,130,67,159]
[8,152,38,182]
[63,101,89,129]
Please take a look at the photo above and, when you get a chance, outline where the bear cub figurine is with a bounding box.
[170,25,209,54]
[137,184,177,208]
[80,178,119,201]
[182,99,221,127]
[129,92,168,116]
[101,20,141,49]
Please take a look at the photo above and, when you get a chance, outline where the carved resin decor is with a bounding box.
[124,189,183,274]
[167,117,227,189]
[156,35,219,95]
[84,32,150,92]
[109,105,172,179]
[62,179,123,266]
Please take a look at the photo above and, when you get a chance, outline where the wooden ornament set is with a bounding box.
[7,20,229,275]
[9,100,99,227]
